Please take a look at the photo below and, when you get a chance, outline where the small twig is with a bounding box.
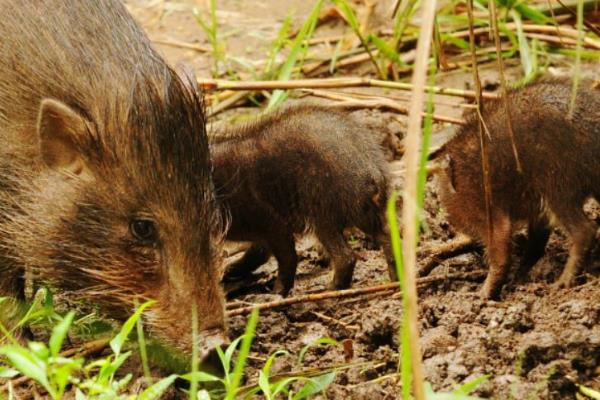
[391,270,486,298]
[226,270,485,317]
[347,372,400,388]
[208,91,250,117]
[198,77,499,100]
[447,23,600,50]
[152,38,210,52]
[311,311,360,331]
[418,236,478,276]
[555,0,600,36]
[467,0,494,275]
[309,88,474,108]
[303,88,466,125]
[488,0,521,173]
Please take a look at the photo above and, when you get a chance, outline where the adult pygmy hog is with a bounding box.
[210,106,395,296]
[438,78,599,299]
[0,0,226,361]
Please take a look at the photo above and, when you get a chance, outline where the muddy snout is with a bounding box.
[198,328,230,375]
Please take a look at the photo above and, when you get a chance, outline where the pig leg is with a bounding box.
[359,207,397,282]
[0,267,25,301]
[553,209,595,289]
[226,244,271,279]
[480,211,512,299]
[320,230,357,290]
[375,225,397,282]
[313,241,331,267]
[267,232,298,297]
[518,215,551,277]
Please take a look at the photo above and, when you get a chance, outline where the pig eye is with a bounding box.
[130,219,157,243]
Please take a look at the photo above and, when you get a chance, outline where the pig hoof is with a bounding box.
[329,280,351,291]
[478,280,500,300]
[273,280,292,297]
[553,274,575,290]
[316,255,331,267]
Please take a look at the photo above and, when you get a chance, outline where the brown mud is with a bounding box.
[118,1,600,398]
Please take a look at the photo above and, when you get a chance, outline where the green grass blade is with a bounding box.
[391,0,419,50]
[138,374,178,400]
[332,0,383,77]
[333,0,360,32]
[329,38,344,74]
[223,336,244,376]
[271,377,302,396]
[264,12,294,78]
[452,375,490,395]
[442,33,469,50]
[495,0,549,23]
[511,10,534,81]
[258,370,272,400]
[369,34,403,65]
[297,338,339,365]
[386,193,412,400]
[97,351,131,384]
[0,366,19,379]
[135,303,150,380]
[579,384,600,399]
[267,0,323,111]
[292,372,336,400]
[179,371,221,383]
[49,311,75,358]
[109,300,155,357]
[225,308,259,400]
[0,346,51,396]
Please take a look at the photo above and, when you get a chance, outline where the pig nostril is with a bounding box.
[200,344,228,377]
[197,331,230,377]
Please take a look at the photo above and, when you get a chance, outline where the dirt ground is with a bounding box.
[125,1,600,398]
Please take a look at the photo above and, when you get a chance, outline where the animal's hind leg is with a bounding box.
[319,229,357,290]
[517,215,551,279]
[553,208,595,289]
[313,241,331,267]
[265,231,298,297]
[480,211,512,299]
[225,244,271,279]
[358,201,397,282]
[374,225,397,282]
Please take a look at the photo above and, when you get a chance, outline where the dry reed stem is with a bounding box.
[198,77,499,100]
[449,23,600,49]
[400,0,439,398]
[303,87,473,108]
[152,38,210,52]
[488,0,521,172]
[303,88,466,125]
[226,270,485,317]
[555,0,600,36]
[466,0,495,274]
[418,236,478,277]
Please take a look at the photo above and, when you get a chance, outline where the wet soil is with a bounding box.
[130,1,600,398]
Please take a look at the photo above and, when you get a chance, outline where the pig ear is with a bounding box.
[37,99,92,179]
[175,62,199,95]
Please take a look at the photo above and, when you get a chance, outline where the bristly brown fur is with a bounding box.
[0,0,227,357]
[211,105,396,295]
[438,77,600,299]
